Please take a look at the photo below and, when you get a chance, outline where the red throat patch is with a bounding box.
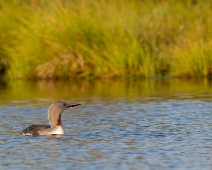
[57,114,62,126]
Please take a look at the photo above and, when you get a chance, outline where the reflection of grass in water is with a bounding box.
[0,78,212,102]
[0,1,212,79]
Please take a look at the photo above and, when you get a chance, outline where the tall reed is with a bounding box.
[0,0,212,79]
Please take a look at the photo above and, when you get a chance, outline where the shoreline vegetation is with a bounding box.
[0,0,212,80]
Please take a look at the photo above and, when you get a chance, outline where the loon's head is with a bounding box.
[48,101,81,127]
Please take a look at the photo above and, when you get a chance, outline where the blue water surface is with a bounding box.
[0,95,211,170]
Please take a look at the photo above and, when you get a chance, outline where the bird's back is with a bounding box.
[22,125,50,136]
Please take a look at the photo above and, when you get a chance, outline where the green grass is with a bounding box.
[0,0,212,79]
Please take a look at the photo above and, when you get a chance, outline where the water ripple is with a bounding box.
[0,98,211,169]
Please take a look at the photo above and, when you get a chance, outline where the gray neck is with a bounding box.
[47,104,62,128]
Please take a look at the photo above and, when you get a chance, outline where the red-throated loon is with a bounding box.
[22,101,81,136]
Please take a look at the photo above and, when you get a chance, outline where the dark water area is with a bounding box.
[0,78,211,169]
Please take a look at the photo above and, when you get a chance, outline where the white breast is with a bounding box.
[51,126,65,135]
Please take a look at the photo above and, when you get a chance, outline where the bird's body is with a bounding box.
[22,101,80,136]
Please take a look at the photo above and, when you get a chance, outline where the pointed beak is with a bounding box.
[68,104,81,108]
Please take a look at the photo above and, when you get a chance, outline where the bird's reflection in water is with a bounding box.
[47,134,63,139]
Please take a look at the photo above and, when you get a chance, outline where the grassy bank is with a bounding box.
[0,0,212,79]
